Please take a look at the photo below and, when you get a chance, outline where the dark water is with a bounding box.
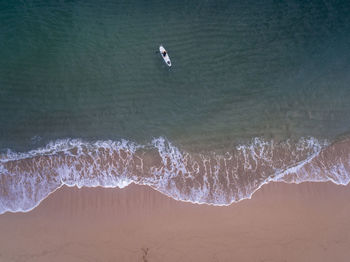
[1,0,350,213]
[1,0,350,151]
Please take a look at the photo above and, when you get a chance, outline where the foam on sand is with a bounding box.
[1,136,350,214]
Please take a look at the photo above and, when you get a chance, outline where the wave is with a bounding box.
[1,136,349,214]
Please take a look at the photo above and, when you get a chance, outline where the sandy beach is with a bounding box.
[1,1,350,261]
[0,182,349,262]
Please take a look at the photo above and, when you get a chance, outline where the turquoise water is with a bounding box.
[1,0,350,152]
[1,0,350,213]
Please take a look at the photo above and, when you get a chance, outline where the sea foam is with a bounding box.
[1,136,349,214]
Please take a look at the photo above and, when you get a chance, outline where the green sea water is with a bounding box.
[2,0,350,213]
[1,0,350,152]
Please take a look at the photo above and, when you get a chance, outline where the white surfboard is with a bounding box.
[159,45,171,67]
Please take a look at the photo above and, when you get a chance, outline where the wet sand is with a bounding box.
[0,182,350,262]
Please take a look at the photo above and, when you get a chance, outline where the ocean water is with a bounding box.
[1,0,350,213]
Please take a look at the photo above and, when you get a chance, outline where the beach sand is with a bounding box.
[0,182,349,262]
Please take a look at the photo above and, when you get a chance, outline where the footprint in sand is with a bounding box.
[141,247,149,262]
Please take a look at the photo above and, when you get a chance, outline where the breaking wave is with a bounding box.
[1,136,350,214]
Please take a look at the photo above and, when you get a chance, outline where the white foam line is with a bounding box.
[0,178,135,215]
[1,136,349,214]
[2,174,350,215]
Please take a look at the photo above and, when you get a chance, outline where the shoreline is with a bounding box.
[1,182,350,261]
[3,135,350,214]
